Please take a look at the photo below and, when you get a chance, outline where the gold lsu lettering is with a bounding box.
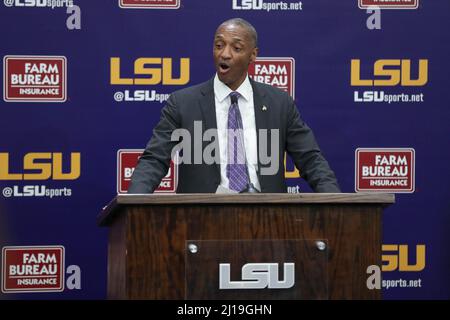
[0,153,81,180]
[110,57,190,85]
[284,153,300,179]
[351,59,428,86]
[382,244,426,272]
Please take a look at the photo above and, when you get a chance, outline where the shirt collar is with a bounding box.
[214,73,252,103]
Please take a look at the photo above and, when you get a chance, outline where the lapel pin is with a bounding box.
[262,105,267,111]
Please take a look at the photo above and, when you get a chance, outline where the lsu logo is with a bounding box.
[232,0,264,10]
[0,153,80,180]
[284,153,300,179]
[351,59,428,87]
[219,263,295,289]
[382,244,426,272]
[110,57,190,86]
[119,0,180,9]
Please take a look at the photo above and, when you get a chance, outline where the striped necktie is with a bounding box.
[226,91,249,192]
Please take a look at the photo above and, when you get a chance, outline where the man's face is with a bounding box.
[213,23,258,91]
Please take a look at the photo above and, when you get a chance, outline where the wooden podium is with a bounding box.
[98,193,394,300]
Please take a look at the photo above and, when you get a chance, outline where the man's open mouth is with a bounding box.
[219,62,231,72]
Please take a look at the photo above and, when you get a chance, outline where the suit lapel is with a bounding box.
[199,79,217,131]
[251,80,269,132]
[198,79,221,180]
[251,80,270,187]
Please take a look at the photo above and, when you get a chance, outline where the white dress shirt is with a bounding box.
[214,73,261,191]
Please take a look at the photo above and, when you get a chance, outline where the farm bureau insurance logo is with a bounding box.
[119,0,180,9]
[3,55,67,102]
[2,246,64,293]
[359,0,419,9]
[355,148,415,193]
[351,59,427,104]
[0,152,80,198]
[110,57,190,103]
[248,57,295,99]
[117,149,178,193]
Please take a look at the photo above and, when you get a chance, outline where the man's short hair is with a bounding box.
[218,18,258,48]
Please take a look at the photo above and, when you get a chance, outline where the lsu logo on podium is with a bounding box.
[117,149,178,193]
[219,263,295,289]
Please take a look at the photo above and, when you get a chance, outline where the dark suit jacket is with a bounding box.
[128,78,340,193]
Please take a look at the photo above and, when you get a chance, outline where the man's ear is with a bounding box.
[250,47,259,64]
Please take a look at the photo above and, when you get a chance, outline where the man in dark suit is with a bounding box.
[128,18,340,194]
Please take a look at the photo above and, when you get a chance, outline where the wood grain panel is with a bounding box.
[105,202,383,299]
